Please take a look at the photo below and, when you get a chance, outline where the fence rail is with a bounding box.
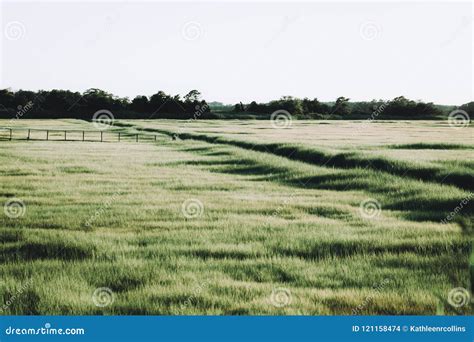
[0,128,160,143]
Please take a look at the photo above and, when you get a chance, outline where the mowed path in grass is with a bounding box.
[0,119,472,315]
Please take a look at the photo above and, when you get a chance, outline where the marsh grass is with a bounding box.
[123,123,474,191]
[0,119,472,315]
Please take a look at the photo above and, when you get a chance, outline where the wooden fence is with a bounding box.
[0,128,160,143]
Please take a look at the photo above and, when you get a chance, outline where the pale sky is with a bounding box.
[1,1,472,105]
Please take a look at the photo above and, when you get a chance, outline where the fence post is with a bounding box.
[136,134,138,142]
[101,131,103,142]
[82,131,85,141]
[27,129,30,140]
[46,130,49,141]
[118,132,121,142]
[9,129,12,141]
[64,131,67,141]
[154,135,157,141]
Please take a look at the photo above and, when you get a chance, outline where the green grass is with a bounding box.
[118,122,474,191]
[0,119,472,315]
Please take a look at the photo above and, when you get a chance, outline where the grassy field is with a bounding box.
[0,119,472,315]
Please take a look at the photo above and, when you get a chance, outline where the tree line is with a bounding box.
[236,96,471,119]
[0,88,210,120]
[0,88,471,120]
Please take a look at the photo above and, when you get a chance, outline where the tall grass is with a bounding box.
[118,123,474,191]
[0,119,471,315]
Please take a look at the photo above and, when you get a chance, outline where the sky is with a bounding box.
[0,1,472,105]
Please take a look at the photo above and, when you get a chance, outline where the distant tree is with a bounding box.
[183,90,207,116]
[266,96,303,115]
[42,89,82,112]
[82,88,117,111]
[350,100,383,117]
[149,91,169,114]
[131,96,149,113]
[280,96,303,115]
[170,94,188,118]
[232,102,246,112]
[302,98,313,114]
[184,90,201,103]
[332,96,350,115]
[383,96,441,118]
[459,102,474,117]
[14,90,38,107]
[302,97,330,115]
[414,101,441,118]
[194,100,211,118]
[0,88,16,110]
[247,101,261,113]
[0,87,447,120]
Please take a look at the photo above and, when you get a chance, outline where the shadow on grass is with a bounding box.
[388,143,474,150]
[0,241,94,262]
[272,240,471,261]
[58,166,96,174]
[289,173,473,226]
[183,249,260,260]
[2,289,40,315]
[86,270,147,293]
[140,126,473,191]
[186,154,473,226]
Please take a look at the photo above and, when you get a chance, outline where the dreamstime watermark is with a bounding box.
[84,188,124,228]
[171,102,209,138]
[448,109,470,129]
[441,192,473,224]
[10,101,33,121]
[4,21,26,41]
[359,21,381,41]
[181,21,203,41]
[192,103,209,121]
[5,323,85,336]
[352,100,391,136]
[270,110,292,129]
[447,287,471,308]
[441,15,474,47]
[270,287,292,308]
[368,101,389,122]
[181,198,204,219]
[1,93,45,168]
[270,194,296,218]
[92,287,114,307]
[67,95,88,112]
[4,198,26,219]
[0,279,34,313]
[178,281,208,313]
[265,14,299,47]
[352,278,391,314]
[92,109,115,130]
[359,198,382,219]
[8,94,45,124]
